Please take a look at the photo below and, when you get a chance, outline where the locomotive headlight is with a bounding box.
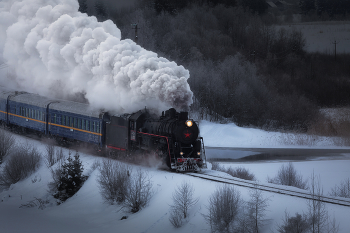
[180,152,184,156]
[197,152,201,156]
[186,120,193,127]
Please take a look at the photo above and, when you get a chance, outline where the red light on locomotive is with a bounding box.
[184,130,192,138]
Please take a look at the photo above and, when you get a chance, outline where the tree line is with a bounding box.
[300,0,350,17]
[78,0,350,131]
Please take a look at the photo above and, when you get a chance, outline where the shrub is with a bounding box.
[97,161,153,213]
[268,162,308,189]
[278,212,310,233]
[329,178,350,198]
[204,185,241,233]
[124,168,153,213]
[50,152,86,202]
[169,181,199,227]
[0,129,16,164]
[20,197,50,210]
[211,162,223,171]
[98,159,131,204]
[212,163,256,181]
[226,167,255,181]
[169,208,183,228]
[0,143,41,187]
[44,145,65,168]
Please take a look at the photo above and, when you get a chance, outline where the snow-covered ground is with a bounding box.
[200,120,350,148]
[1,121,350,233]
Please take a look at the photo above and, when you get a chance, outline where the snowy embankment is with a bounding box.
[0,122,350,233]
[200,120,350,148]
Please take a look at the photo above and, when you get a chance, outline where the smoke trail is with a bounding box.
[0,0,193,114]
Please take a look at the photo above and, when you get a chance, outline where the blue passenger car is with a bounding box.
[48,100,106,146]
[8,93,56,134]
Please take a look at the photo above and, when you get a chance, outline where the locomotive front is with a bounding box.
[172,116,205,172]
[140,108,206,172]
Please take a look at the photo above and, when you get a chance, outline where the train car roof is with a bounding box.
[9,93,56,108]
[0,89,14,100]
[49,100,102,118]
[0,87,103,118]
[0,86,21,100]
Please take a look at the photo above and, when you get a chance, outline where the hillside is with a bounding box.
[1,123,350,233]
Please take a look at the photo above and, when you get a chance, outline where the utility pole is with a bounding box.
[131,23,138,43]
[332,40,338,61]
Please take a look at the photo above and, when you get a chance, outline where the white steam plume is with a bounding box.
[0,0,193,114]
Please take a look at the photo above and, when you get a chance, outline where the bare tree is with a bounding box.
[169,181,199,227]
[247,183,270,233]
[329,178,350,198]
[48,156,65,196]
[171,181,199,218]
[307,172,329,233]
[97,159,131,204]
[0,143,41,187]
[0,129,15,164]
[124,168,153,213]
[204,185,241,233]
[45,145,65,168]
[325,216,340,233]
[169,208,183,228]
[268,162,308,189]
[235,207,252,233]
[44,144,55,168]
[277,211,310,233]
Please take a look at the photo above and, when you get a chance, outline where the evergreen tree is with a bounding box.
[78,0,88,14]
[208,0,236,7]
[54,153,86,202]
[241,0,268,15]
[299,0,316,14]
[95,1,108,21]
[154,0,178,14]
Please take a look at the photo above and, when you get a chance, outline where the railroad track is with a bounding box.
[187,172,350,207]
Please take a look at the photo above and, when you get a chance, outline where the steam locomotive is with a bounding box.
[0,87,206,172]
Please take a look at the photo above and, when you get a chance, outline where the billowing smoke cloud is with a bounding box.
[0,0,193,114]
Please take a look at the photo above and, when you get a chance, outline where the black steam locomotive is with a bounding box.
[0,87,206,172]
[106,108,206,172]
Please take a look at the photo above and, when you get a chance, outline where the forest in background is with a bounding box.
[78,0,350,133]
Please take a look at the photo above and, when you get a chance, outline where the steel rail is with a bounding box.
[187,172,350,207]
